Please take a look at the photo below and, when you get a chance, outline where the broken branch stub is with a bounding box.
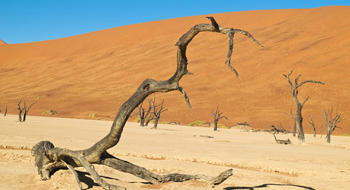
[32,17,262,189]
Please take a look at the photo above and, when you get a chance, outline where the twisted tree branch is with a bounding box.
[32,17,262,189]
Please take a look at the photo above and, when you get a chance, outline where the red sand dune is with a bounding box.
[0,6,349,134]
[0,40,6,45]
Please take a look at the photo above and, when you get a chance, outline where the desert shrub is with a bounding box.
[218,123,228,129]
[188,120,206,126]
[41,109,58,116]
[88,113,96,119]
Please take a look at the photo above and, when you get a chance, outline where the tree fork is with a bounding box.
[283,71,324,141]
[32,17,263,189]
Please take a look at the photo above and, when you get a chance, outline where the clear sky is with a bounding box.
[1,0,349,44]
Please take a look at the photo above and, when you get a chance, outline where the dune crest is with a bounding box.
[0,40,6,45]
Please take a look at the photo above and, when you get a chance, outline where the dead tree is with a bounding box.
[4,105,7,116]
[152,99,167,129]
[31,17,263,189]
[308,116,317,137]
[23,100,36,122]
[17,100,23,122]
[17,100,37,122]
[272,133,291,145]
[289,108,297,136]
[283,71,324,141]
[144,99,155,126]
[323,109,341,143]
[137,98,154,126]
[271,124,289,134]
[212,107,227,131]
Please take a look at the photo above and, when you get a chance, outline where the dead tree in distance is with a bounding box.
[289,108,297,136]
[323,108,341,143]
[17,100,23,122]
[137,98,154,126]
[152,99,167,129]
[308,116,317,137]
[283,71,324,141]
[212,106,227,131]
[23,100,36,122]
[31,17,263,190]
[4,105,7,116]
[144,99,155,126]
[272,133,291,145]
[17,99,37,122]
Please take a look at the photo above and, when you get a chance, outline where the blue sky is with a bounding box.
[1,0,349,44]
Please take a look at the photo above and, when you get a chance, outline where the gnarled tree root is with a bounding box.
[32,141,233,190]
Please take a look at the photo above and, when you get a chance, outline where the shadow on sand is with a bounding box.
[223,183,315,190]
[75,170,151,189]
[75,170,120,189]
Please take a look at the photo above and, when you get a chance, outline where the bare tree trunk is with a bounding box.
[17,100,23,122]
[213,120,218,131]
[293,119,297,136]
[31,17,263,189]
[153,117,160,128]
[283,71,324,142]
[212,107,227,131]
[289,108,296,136]
[137,104,146,126]
[23,101,28,122]
[152,99,167,129]
[137,99,154,127]
[326,131,331,143]
[323,109,341,143]
[4,105,7,117]
[17,100,37,122]
[309,116,316,137]
[295,104,304,141]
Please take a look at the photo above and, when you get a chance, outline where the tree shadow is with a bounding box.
[223,183,315,190]
[74,170,152,189]
[76,170,120,190]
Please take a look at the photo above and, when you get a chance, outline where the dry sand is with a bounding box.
[0,115,349,190]
[0,6,350,134]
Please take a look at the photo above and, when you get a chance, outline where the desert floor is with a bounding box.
[0,115,349,190]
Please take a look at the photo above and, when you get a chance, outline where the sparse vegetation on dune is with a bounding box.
[188,120,207,127]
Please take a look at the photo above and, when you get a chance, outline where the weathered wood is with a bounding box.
[32,17,262,189]
[308,116,317,137]
[323,109,341,143]
[152,99,167,128]
[271,125,289,134]
[17,100,37,122]
[4,105,7,116]
[212,106,227,131]
[283,71,324,141]
[17,100,23,122]
[137,99,153,127]
[272,133,291,145]
[100,152,232,185]
[63,160,83,190]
